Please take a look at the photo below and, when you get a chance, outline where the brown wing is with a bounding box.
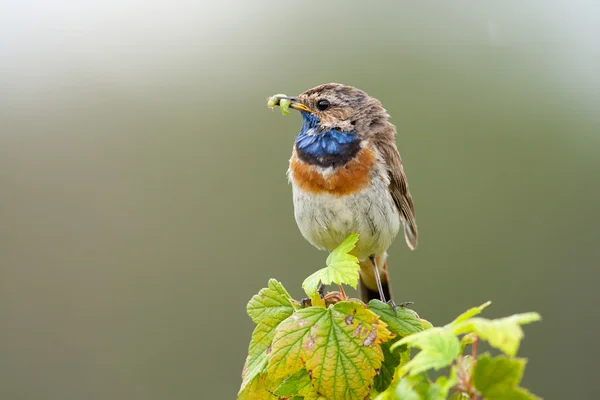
[375,129,418,250]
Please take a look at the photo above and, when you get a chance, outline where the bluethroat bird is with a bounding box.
[271,83,418,305]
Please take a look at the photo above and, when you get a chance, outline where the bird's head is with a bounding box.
[271,83,392,168]
[280,83,390,140]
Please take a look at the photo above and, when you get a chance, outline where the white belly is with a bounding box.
[291,175,401,261]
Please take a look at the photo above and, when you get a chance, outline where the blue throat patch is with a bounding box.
[295,113,359,162]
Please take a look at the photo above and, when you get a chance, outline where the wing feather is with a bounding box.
[374,128,418,250]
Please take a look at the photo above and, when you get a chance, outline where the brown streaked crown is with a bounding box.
[297,83,391,138]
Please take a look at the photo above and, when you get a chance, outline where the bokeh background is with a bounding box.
[1,1,599,399]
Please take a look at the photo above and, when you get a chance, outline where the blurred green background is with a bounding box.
[1,1,599,399]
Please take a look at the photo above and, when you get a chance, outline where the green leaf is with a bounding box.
[420,318,434,330]
[377,365,456,400]
[395,374,427,400]
[426,375,458,400]
[374,373,426,400]
[239,280,296,394]
[368,300,424,337]
[490,387,541,400]
[473,354,524,395]
[446,301,491,328]
[391,327,461,376]
[374,340,402,393]
[374,342,411,397]
[452,313,541,356]
[247,279,298,324]
[449,393,470,400]
[368,300,423,393]
[274,369,313,397]
[473,354,541,400]
[302,233,360,302]
[268,300,393,400]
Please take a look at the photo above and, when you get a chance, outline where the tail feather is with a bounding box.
[404,221,418,250]
[359,280,392,303]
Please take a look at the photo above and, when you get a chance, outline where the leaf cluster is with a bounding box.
[238,235,541,400]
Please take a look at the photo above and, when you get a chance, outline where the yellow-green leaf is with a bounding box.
[274,369,313,397]
[302,234,360,302]
[267,307,326,381]
[446,301,491,327]
[239,280,296,394]
[304,392,328,400]
[247,279,297,325]
[391,328,460,376]
[269,300,393,400]
[427,374,457,400]
[393,374,426,400]
[237,373,277,400]
[452,313,541,356]
[420,318,434,330]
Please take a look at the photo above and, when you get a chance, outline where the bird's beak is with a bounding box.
[272,95,312,113]
[289,98,312,113]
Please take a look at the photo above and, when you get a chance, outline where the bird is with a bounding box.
[272,83,418,305]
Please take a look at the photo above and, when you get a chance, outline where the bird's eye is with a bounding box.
[316,99,330,111]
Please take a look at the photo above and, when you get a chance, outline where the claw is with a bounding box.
[387,300,398,315]
[387,300,414,315]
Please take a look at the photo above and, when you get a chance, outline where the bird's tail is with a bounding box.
[358,253,392,303]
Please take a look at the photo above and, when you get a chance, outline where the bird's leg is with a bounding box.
[369,255,387,304]
[386,300,414,314]
[387,299,398,313]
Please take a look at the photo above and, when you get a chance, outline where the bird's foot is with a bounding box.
[387,300,414,315]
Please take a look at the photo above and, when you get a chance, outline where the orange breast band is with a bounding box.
[290,148,375,196]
